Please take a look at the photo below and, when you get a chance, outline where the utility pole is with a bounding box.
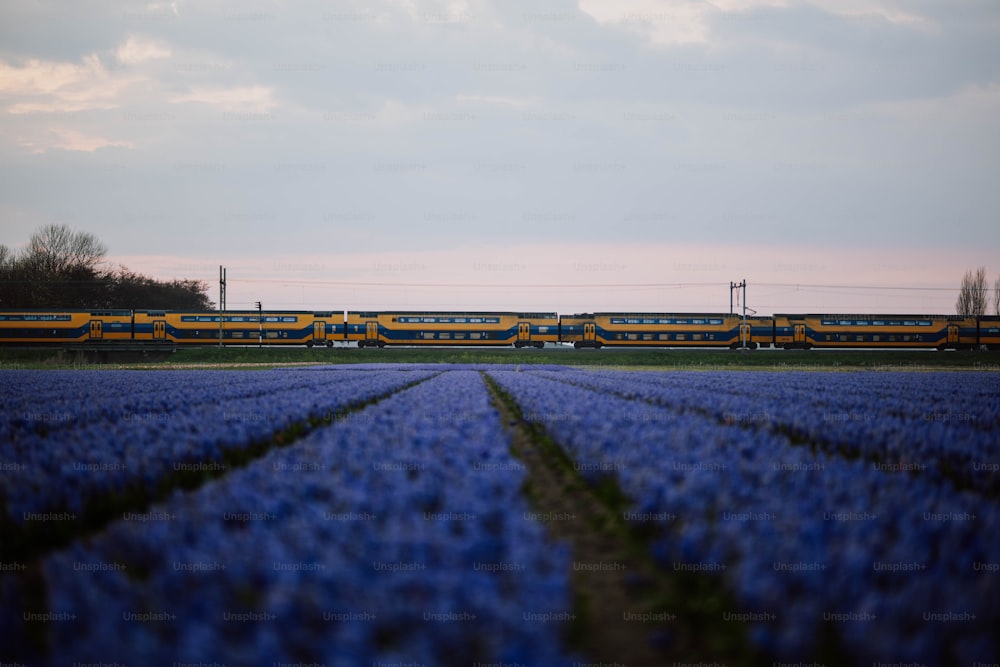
[219,265,227,348]
[730,280,747,347]
[255,301,262,348]
[742,280,747,348]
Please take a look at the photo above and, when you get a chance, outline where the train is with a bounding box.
[2,308,1000,350]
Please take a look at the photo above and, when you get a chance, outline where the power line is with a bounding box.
[227,278,964,291]
[755,283,960,292]
[228,279,724,289]
[1,277,967,291]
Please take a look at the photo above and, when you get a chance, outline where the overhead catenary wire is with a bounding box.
[227,278,963,291]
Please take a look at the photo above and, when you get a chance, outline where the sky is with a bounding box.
[1,0,999,315]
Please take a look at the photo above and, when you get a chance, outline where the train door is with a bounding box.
[153,320,166,341]
[366,321,379,345]
[89,320,103,340]
[793,324,806,345]
[314,321,325,345]
[517,322,531,346]
[740,322,751,347]
[584,322,597,344]
[947,325,959,346]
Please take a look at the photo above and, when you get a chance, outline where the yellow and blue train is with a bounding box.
[1,309,998,350]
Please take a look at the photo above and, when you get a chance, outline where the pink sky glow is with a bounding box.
[110,241,990,316]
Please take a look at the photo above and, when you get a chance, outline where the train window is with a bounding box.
[857,335,864,342]
[470,333,481,340]
[627,334,638,341]
[422,332,435,339]
[439,333,451,340]
[454,333,465,340]
[676,334,686,341]
[873,335,880,342]
[692,334,703,341]
[643,334,653,341]
[659,334,669,340]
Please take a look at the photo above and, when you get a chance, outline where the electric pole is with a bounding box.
[219,265,226,348]
[255,301,262,348]
[730,280,747,347]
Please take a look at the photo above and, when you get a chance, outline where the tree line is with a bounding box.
[0,225,213,310]
[956,266,1000,318]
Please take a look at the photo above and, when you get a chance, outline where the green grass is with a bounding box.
[2,345,999,369]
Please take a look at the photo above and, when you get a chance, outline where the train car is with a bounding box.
[977,316,1000,350]
[0,310,133,345]
[309,312,346,347]
[559,313,774,348]
[345,311,558,347]
[772,314,977,350]
[133,310,340,346]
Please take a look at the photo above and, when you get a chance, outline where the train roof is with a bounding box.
[567,312,767,318]
[0,308,133,315]
[347,310,557,317]
[773,313,964,320]
[133,310,321,316]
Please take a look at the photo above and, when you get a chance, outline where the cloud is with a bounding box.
[0,36,171,152]
[115,36,171,65]
[0,54,133,114]
[16,127,134,153]
[576,0,936,49]
[577,0,717,45]
[169,85,276,112]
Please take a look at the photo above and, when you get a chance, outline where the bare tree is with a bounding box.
[0,244,12,306]
[3,225,211,308]
[994,273,1000,316]
[25,224,107,274]
[956,266,988,317]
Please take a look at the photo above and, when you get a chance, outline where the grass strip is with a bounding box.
[4,346,999,369]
